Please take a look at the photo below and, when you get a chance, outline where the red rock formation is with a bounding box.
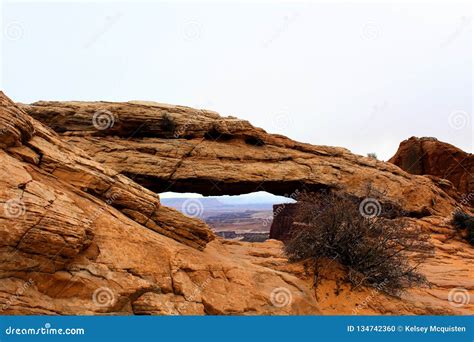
[389,137,473,207]
[0,92,319,315]
[269,203,298,240]
[0,93,472,315]
[20,101,460,217]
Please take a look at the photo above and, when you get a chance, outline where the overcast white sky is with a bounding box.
[1,0,472,162]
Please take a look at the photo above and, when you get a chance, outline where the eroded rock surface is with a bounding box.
[0,93,472,315]
[21,101,460,217]
[1,92,317,315]
[389,137,473,207]
[269,203,298,240]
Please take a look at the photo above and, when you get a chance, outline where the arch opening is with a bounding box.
[160,191,295,242]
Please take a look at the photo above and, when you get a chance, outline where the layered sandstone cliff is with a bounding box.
[0,93,472,315]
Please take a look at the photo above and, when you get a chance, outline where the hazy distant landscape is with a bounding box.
[161,192,294,241]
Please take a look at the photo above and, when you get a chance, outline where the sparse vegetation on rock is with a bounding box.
[284,192,432,295]
[367,152,378,160]
[452,210,474,245]
[2,91,473,315]
[161,113,177,135]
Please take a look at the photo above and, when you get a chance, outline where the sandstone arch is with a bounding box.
[21,100,460,217]
[1,92,473,315]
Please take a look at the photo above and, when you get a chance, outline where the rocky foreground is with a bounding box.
[0,92,472,315]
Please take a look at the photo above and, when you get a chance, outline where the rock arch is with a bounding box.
[21,100,459,217]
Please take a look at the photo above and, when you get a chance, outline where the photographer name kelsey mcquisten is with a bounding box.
[348,325,467,333]
[405,325,466,333]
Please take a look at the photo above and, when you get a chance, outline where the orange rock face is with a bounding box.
[0,93,472,315]
[269,203,298,240]
[0,92,318,315]
[20,101,460,217]
[389,137,473,207]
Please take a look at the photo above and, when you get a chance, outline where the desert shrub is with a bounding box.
[284,191,431,295]
[452,211,474,245]
[367,152,378,160]
[161,113,176,134]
